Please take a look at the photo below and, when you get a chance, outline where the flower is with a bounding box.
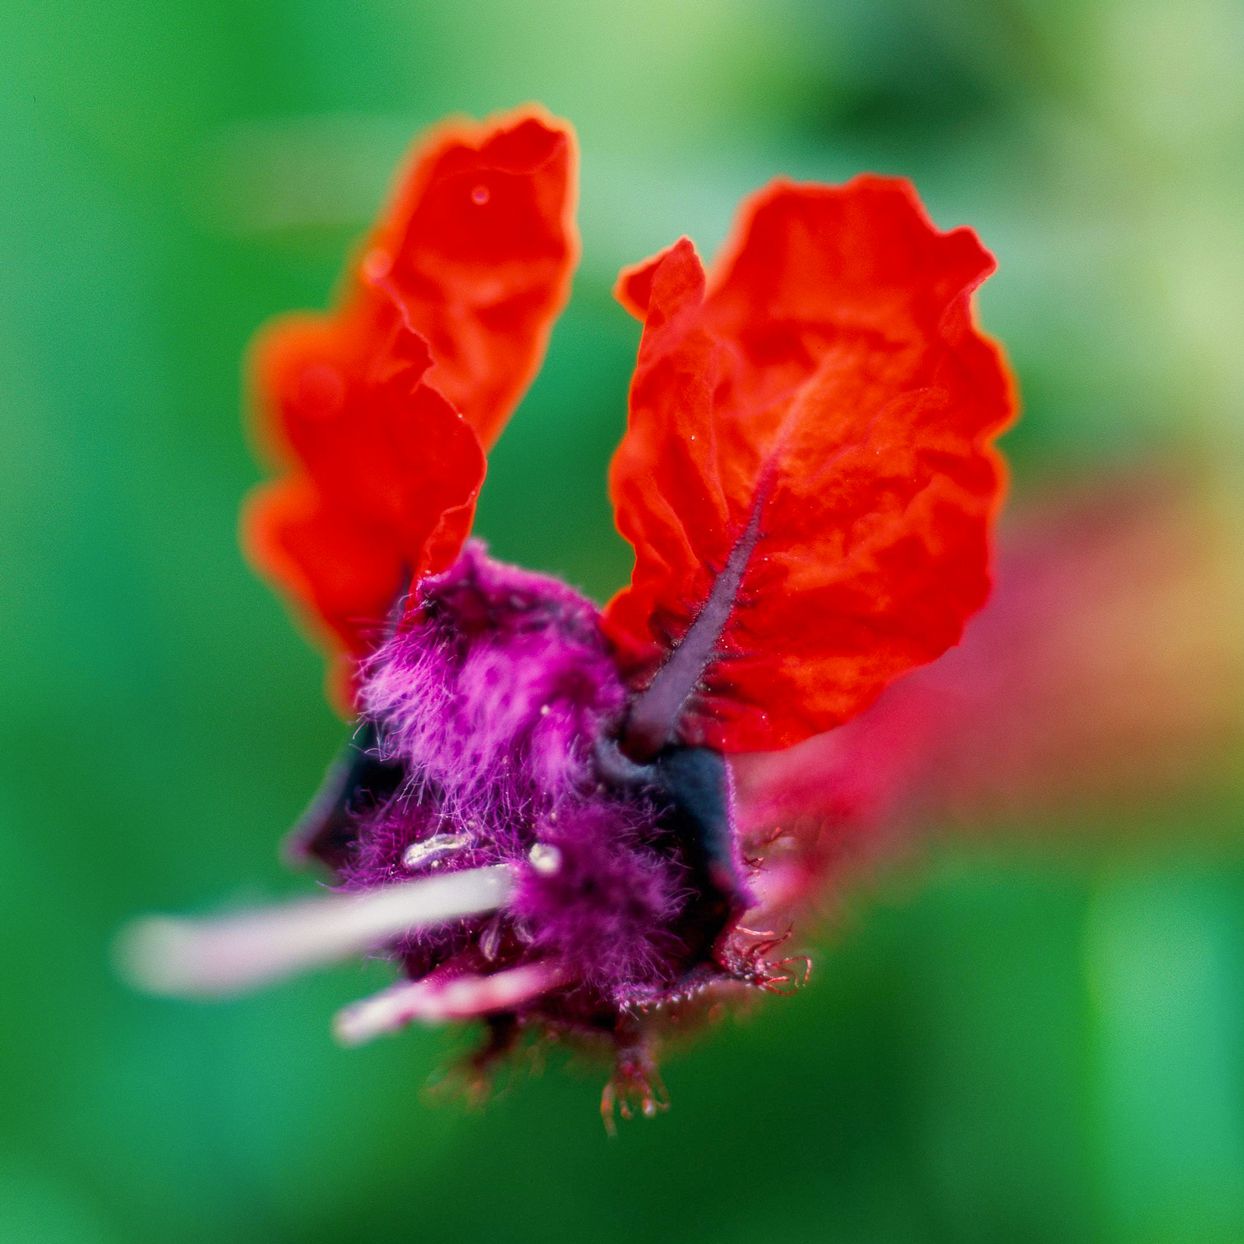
[120,106,1016,1125]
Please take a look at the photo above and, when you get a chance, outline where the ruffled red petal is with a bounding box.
[603,176,1018,754]
[352,106,579,448]
[245,307,485,659]
[245,108,577,693]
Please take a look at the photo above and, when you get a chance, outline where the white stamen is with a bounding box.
[479,914,503,962]
[334,961,564,1046]
[528,843,562,876]
[402,832,471,870]
[116,864,514,998]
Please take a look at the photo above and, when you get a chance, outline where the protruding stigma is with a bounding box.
[116,865,515,998]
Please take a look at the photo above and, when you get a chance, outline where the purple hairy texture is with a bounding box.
[511,801,688,995]
[315,542,753,1047]
[360,543,626,833]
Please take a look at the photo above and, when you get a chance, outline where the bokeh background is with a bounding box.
[3,1,1243,1240]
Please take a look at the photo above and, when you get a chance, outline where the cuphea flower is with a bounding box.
[122,106,1016,1124]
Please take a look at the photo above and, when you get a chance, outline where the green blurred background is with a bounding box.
[3,1,1243,1240]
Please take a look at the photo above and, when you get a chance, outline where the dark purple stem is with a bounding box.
[621,488,768,760]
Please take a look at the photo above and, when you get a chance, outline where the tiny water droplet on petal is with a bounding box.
[361,247,393,282]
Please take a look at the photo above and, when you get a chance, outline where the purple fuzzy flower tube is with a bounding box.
[321,546,753,1053]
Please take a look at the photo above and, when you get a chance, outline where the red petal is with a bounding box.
[603,177,1018,755]
[354,106,579,447]
[246,308,485,667]
[246,108,576,692]
[243,477,403,657]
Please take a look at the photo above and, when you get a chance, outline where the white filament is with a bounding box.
[334,962,564,1046]
[117,865,514,998]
